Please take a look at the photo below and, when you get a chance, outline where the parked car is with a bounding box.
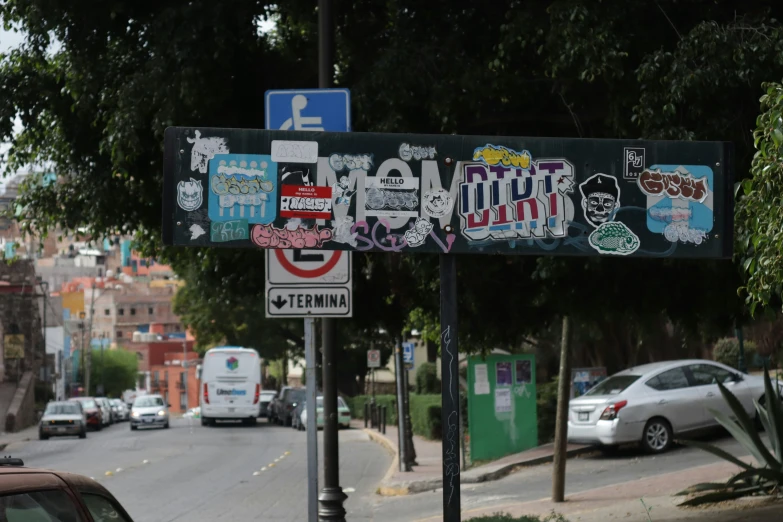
[39,401,87,440]
[130,394,170,430]
[110,399,130,421]
[270,387,305,426]
[68,397,103,431]
[258,391,276,418]
[299,396,352,430]
[567,359,783,454]
[0,456,135,521]
[95,398,113,426]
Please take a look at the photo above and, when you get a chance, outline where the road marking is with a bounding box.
[343,487,355,493]
[274,458,281,462]
[104,471,113,477]
[142,459,149,464]
[261,467,267,471]
[284,451,291,456]
[253,471,260,476]
[115,468,123,473]
[269,463,276,468]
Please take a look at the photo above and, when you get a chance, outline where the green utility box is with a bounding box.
[467,354,538,461]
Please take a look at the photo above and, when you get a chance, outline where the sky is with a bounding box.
[0,25,27,193]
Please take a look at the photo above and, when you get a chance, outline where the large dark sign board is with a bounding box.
[163,127,733,258]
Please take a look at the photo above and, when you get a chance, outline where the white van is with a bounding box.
[200,346,262,426]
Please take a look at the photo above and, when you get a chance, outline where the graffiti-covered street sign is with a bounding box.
[163,128,733,258]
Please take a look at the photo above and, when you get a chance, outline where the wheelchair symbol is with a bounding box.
[280,95,325,131]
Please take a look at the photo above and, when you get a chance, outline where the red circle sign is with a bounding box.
[274,249,343,278]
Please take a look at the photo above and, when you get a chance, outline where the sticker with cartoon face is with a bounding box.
[422,188,454,219]
[177,178,203,211]
[578,173,620,228]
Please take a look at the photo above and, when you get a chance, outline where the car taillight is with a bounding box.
[203,383,209,404]
[600,400,628,421]
[253,384,260,405]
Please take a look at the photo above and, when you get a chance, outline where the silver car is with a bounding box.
[130,394,170,430]
[111,399,130,421]
[567,359,780,454]
[39,401,87,440]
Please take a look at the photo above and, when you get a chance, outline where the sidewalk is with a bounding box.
[443,458,782,522]
[0,424,39,450]
[354,420,593,496]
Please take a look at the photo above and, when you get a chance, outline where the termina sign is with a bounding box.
[163,128,733,259]
[216,389,247,396]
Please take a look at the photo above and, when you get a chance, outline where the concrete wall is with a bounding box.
[5,371,35,432]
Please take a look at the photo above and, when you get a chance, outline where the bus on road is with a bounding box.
[200,346,262,426]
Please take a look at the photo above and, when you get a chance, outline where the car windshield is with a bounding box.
[584,375,641,396]
[74,399,97,409]
[135,397,164,407]
[288,390,305,403]
[45,403,81,415]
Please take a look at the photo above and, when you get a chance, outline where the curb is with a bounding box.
[363,432,596,496]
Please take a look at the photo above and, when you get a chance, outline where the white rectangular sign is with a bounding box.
[267,287,352,318]
[271,140,319,163]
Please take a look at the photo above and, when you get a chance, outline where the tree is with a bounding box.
[736,80,783,315]
[4,1,782,381]
[89,348,138,397]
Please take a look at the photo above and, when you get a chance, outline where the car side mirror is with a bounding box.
[167,404,171,408]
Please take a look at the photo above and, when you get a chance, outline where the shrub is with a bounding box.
[469,513,568,522]
[344,394,397,424]
[713,337,759,370]
[410,394,442,439]
[416,362,440,394]
[536,378,559,444]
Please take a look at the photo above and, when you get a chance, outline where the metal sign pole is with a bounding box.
[394,340,406,472]
[304,317,319,522]
[440,254,461,521]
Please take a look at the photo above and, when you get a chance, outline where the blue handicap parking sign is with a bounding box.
[403,342,415,367]
[265,89,351,132]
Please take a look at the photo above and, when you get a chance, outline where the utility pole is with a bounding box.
[100,333,105,396]
[183,337,188,410]
[317,2,346,519]
[552,315,573,502]
[85,282,97,395]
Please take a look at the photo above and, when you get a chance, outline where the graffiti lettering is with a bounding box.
[663,222,708,245]
[351,220,407,252]
[649,206,692,223]
[441,325,459,505]
[459,160,575,241]
[280,196,330,213]
[250,224,332,249]
[637,169,709,203]
[473,144,531,168]
[187,130,228,173]
[210,220,248,242]
[329,153,373,172]
[399,143,436,162]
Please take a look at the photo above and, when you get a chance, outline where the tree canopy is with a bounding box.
[3,1,783,380]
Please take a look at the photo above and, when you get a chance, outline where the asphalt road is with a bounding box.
[370,433,758,522]
[6,417,392,522]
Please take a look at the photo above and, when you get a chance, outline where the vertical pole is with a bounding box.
[318,1,345,518]
[552,315,573,502]
[183,339,188,409]
[736,324,747,374]
[439,254,460,521]
[319,317,346,521]
[403,364,416,467]
[395,338,407,472]
[304,318,319,522]
[85,282,97,395]
[100,335,105,395]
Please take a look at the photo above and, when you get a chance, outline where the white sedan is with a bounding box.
[298,396,352,430]
[567,359,780,454]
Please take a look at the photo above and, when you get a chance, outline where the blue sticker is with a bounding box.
[208,154,278,224]
[641,164,713,234]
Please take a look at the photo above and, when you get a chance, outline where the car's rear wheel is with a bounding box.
[79,430,87,439]
[201,416,208,427]
[641,418,673,454]
[39,431,48,441]
[130,424,137,431]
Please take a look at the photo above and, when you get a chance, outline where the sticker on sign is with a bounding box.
[280,185,333,219]
[271,140,319,163]
[267,287,351,317]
